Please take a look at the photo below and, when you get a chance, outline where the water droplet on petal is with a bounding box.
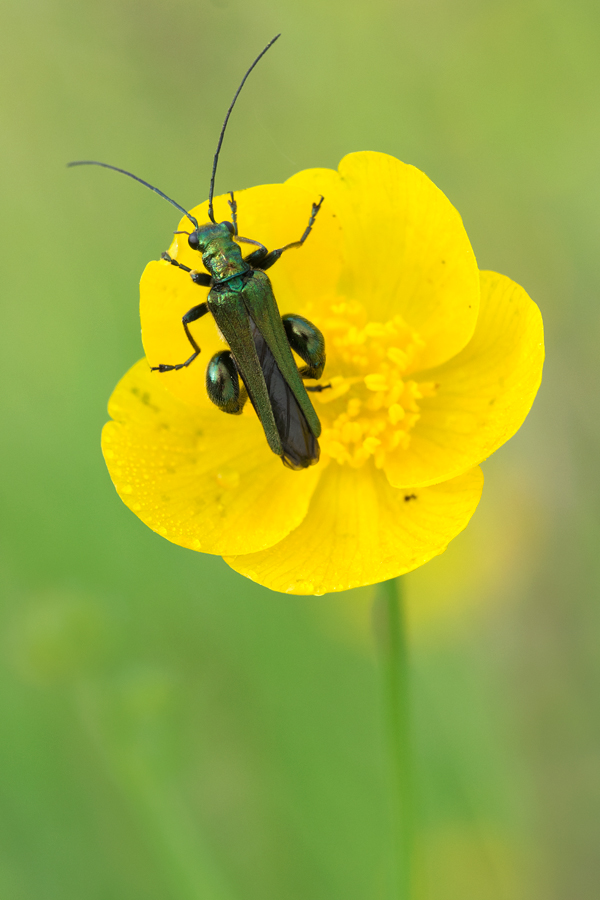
[215,469,240,490]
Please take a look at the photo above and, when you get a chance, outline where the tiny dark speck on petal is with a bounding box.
[404,494,417,502]
[134,390,159,412]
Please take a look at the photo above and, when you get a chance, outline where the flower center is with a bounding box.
[307,298,438,469]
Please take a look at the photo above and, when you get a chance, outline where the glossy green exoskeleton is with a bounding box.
[69,35,328,469]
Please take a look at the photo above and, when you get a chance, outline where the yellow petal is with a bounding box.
[140,259,221,410]
[287,151,480,369]
[141,185,342,409]
[384,271,544,489]
[102,360,321,554]
[204,185,343,312]
[225,464,484,595]
[172,186,343,305]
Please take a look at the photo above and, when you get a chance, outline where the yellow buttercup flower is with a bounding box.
[101,152,544,595]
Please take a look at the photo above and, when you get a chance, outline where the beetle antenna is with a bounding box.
[67,160,200,229]
[207,34,280,224]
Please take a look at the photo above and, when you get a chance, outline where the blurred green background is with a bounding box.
[0,1,597,897]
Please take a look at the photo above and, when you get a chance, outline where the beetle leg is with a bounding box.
[228,204,269,263]
[151,302,209,372]
[161,252,211,286]
[206,350,248,414]
[228,191,239,234]
[282,314,326,379]
[253,196,324,271]
[235,236,269,267]
[242,245,269,266]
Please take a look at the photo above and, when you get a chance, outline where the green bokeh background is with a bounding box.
[1,1,596,897]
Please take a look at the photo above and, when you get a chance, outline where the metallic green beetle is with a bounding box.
[69,35,328,469]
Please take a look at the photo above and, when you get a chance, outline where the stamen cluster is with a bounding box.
[310,299,438,468]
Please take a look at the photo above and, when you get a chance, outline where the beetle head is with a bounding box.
[187,221,235,253]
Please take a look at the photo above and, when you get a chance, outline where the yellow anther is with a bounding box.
[388,404,405,425]
[345,326,363,346]
[349,447,369,468]
[387,347,408,367]
[401,382,420,411]
[312,299,434,468]
[386,380,404,405]
[365,322,387,337]
[389,429,406,449]
[325,440,350,463]
[368,419,387,436]
[316,378,352,403]
[374,447,386,468]
[331,302,348,314]
[364,373,389,391]
[347,398,362,417]
[363,436,381,455]
[367,392,385,411]
[341,421,364,444]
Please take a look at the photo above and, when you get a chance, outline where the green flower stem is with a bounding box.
[375,577,413,900]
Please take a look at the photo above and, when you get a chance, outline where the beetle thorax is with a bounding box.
[202,235,246,281]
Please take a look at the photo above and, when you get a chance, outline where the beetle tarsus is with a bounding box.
[151,302,209,372]
[151,350,200,373]
[248,197,325,272]
[228,191,238,235]
[161,253,211,286]
[161,252,191,271]
[190,270,211,286]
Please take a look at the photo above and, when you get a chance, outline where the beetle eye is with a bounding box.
[188,231,200,251]
[223,221,235,234]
